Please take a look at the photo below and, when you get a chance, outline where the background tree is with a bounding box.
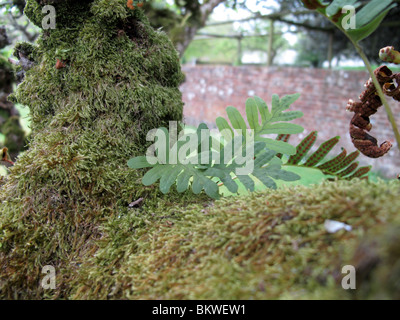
[1,0,226,56]
[294,18,351,68]
[144,0,227,56]
[1,0,399,67]
[273,0,400,66]
[218,0,400,67]
[360,5,400,64]
[0,26,26,162]
[0,0,39,42]
[183,18,289,65]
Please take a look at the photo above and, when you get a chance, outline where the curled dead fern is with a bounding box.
[347,65,400,158]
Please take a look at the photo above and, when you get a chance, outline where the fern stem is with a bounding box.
[313,5,400,154]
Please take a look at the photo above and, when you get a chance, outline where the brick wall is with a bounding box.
[180,65,400,177]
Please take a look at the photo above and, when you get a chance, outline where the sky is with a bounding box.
[210,1,298,64]
[208,1,364,66]
[168,0,361,66]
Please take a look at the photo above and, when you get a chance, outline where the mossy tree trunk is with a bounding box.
[3,0,227,57]
[0,0,188,298]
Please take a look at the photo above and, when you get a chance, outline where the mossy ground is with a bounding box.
[67,179,400,300]
[0,0,399,300]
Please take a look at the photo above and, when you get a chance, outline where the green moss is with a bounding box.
[24,0,93,28]
[66,179,400,299]
[13,42,36,60]
[68,179,400,299]
[1,0,399,300]
[0,0,187,299]
[335,217,400,299]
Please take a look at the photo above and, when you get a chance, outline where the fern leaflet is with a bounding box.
[281,132,371,179]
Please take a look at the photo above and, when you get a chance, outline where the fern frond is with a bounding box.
[328,150,360,173]
[336,162,359,178]
[346,166,372,179]
[316,148,347,171]
[287,131,317,165]
[281,133,369,180]
[128,95,305,199]
[303,136,340,167]
[217,94,304,155]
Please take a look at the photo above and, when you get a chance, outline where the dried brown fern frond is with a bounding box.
[347,66,400,158]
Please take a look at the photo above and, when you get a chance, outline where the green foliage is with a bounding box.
[182,37,238,64]
[302,0,396,43]
[128,94,304,199]
[182,19,289,65]
[284,131,371,180]
[216,94,304,155]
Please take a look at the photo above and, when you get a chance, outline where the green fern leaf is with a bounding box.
[176,170,191,193]
[253,170,277,189]
[253,96,271,122]
[271,94,281,115]
[128,95,305,199]
[226,106,247,135]
[336,162,359,178]
[216,116,234,141]
[279,93,301,111]
[276,134,291,158]
[141,166,165,186]
[257,138,296,155]
[245,98,261,130]
[273,111,304,122]
[159,166,183,194]
[259,123,304,135]
[127,156,156,169]
[317,148,347,171]
[218,94,303,156]
[345,166,372,180]
[329,150,360,173]
[303,136,340,167]
[302,0,395,43]
[325,0,358,16]
[236,174,255,191]
[287,131,318,165]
